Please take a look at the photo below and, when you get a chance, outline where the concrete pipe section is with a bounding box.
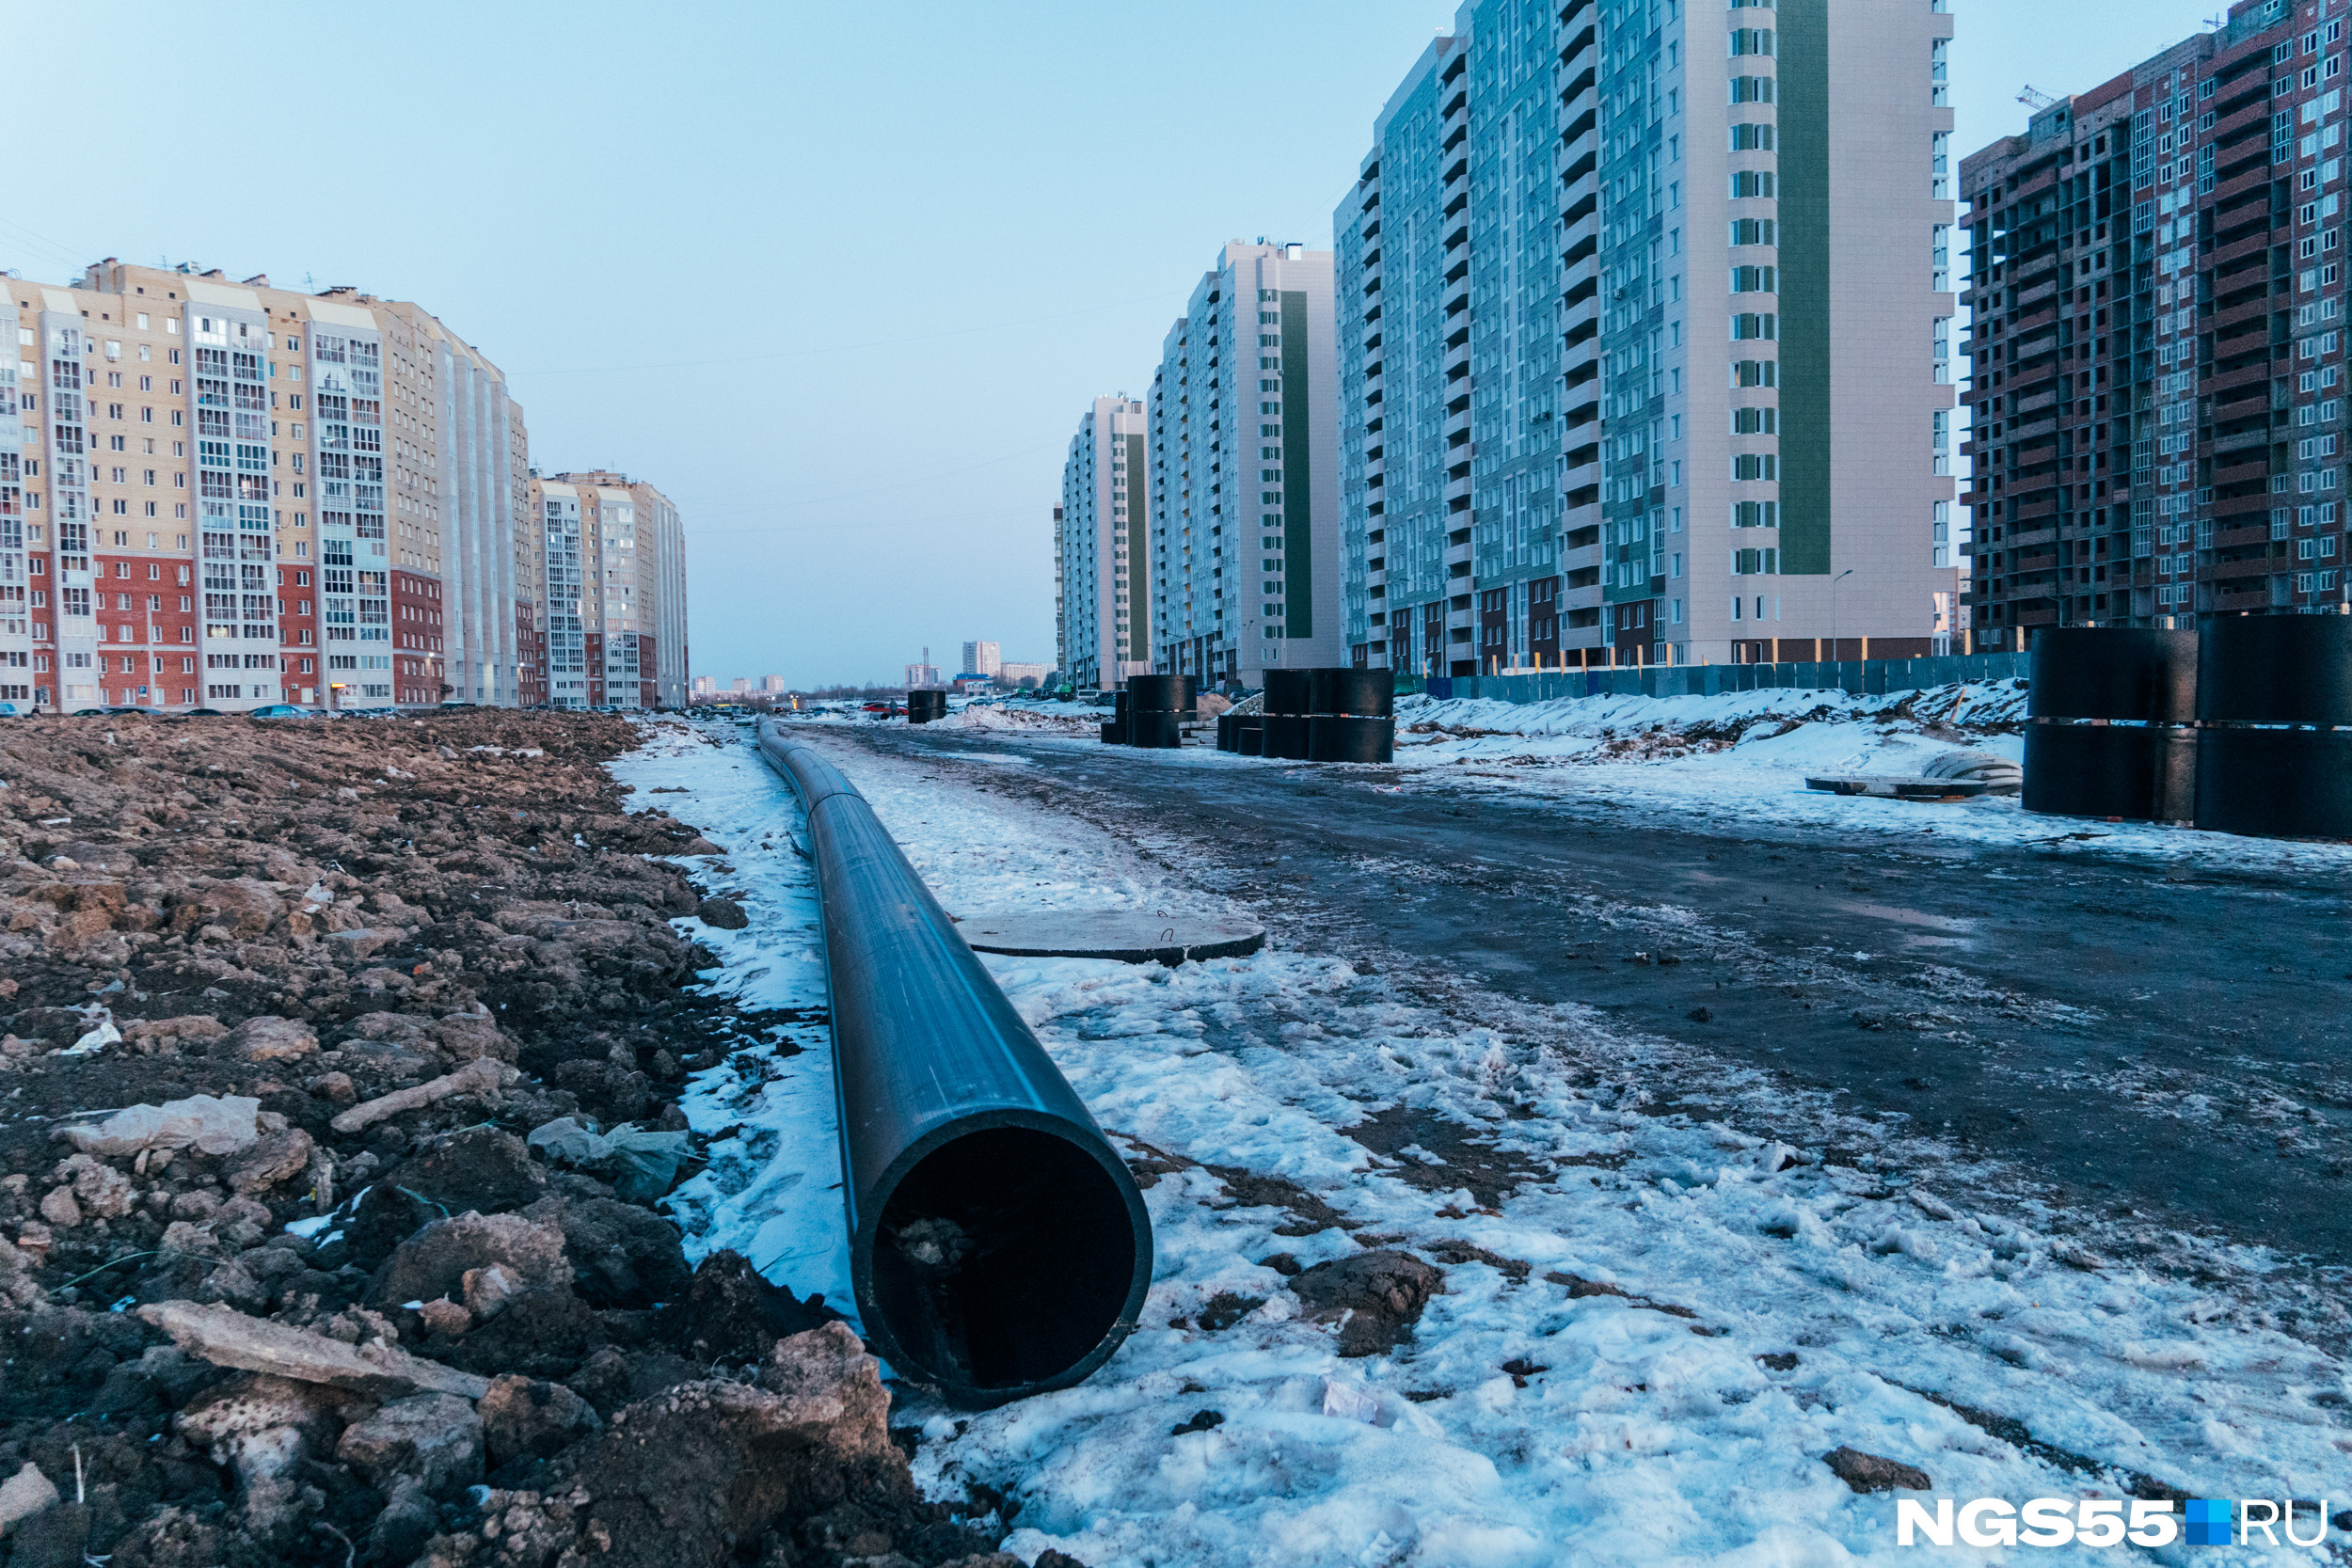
[755,721,1153,1406]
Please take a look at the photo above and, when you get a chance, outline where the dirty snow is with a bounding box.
[614,718,2352,1567]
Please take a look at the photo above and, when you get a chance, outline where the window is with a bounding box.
[1730,75,1775,103]
[1731,265,1778,293]
[1731,124,1775,153]
[1731,170,1778,198]
[1731,313,1778,341]
[1732,407,1779,434]
[1730,218,1777,245]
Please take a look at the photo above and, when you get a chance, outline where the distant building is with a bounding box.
[760,673,786,692]
[529,469,689,708]
[691,675,715,697]
[905,660,939,688]
[997,660,1049,689]
[732,676,753,692]
[1150,240,1342,687]
[1057,398,1152,689]
[0,259,527,713]
[1960,0,2343,633]
[961,639,1001,677]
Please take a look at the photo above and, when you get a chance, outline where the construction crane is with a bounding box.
[2017,85,2059,111]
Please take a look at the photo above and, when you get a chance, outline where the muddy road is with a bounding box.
[845,723,2352,1271]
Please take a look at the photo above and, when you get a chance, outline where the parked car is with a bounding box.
[185,708,226,717]
[0,702,20,718]
[250,704,314,718]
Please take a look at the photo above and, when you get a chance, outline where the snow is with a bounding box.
[608,726,851,1320]
[612,718,2352,1567]
[961,681,2352,878]
[1378,683,2352,875]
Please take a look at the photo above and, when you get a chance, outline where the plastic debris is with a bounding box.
[60,1005,120,1056]
[526,1116,691,1201]
[62,1094,262,1158]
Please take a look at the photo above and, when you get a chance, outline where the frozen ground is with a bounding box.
[947,682,2352,879]
[616,717,2352,1567]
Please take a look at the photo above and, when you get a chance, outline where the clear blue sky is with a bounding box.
[8,1,2221,688]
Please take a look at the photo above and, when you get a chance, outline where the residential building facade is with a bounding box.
[1147,241,1343,685]
[3,258,539,711]
[526,469,688,709]
[1959,0,2352,636]
[961,639,1000,677]
[1057,396,1152,689]
[1338,0,1960,673]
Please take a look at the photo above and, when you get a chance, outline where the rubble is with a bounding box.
[139,1300,493,1399]
[330,1055,518,1133]
[0,1460,59,1533]
[0,714,1063,1568]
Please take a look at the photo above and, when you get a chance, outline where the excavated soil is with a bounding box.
[0,712,1052,1568]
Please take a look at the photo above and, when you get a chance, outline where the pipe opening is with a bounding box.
[872,1126,1138,1394]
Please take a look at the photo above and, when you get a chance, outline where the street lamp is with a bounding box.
[1830,568,1854,660]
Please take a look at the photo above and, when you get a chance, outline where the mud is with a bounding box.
[0,712,1070,1568]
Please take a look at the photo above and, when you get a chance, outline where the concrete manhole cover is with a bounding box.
[956,911,1265,965]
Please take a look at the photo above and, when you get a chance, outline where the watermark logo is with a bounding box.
[1897,1499,2176,1548]
[2183,1499,2232,1547]
[1897,1497,2334,1548]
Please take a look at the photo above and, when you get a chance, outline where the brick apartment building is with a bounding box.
[1960,0,2352,638]
[0,259,685,710]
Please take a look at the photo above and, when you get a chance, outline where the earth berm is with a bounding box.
[0,711,1080,1568]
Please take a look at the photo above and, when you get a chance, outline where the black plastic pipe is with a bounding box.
[754,722,1153,1406]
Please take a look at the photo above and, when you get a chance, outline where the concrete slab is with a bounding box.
[956,911,1266,965]
[1804,774,1987,800]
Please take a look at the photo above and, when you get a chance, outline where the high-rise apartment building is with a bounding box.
[961,639,1000,677]
[526,470,688,709]
[1959,0,2352,636]
[1,259,530,712]
[1057,397,1152,689]
[1338,0,1960,673]
[1147,241,1342,685]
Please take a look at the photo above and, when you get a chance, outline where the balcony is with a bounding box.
[1562,209,1597,263]
[2211,228,2278,273]
[2210,553,2276,583]
[1563,294,1599,344]
[1560,113,1598,162]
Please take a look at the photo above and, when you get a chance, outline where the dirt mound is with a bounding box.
[0,714,1057,1568]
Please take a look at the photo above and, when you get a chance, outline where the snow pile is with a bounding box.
[934,703,1017,731]
[623,721,2352,1568]
[1396,679,2027,766]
